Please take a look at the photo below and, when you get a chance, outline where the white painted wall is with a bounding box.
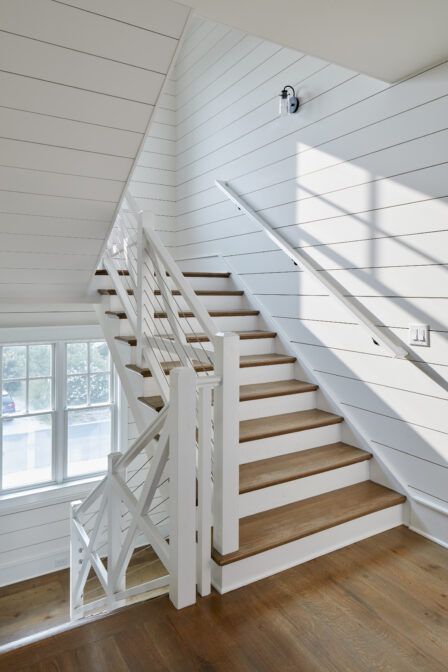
[151,18,448,544]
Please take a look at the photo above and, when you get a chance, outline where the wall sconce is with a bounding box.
[279,85,299,117]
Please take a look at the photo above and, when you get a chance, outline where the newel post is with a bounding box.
[169,367,197,609]
[213,332,240,554]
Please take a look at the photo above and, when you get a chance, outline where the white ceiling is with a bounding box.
[0,0,189,303]
[178,0,448,82]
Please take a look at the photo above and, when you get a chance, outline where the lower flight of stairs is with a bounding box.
[96,268,407,594]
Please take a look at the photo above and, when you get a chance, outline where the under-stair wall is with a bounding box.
[150,17,448,546]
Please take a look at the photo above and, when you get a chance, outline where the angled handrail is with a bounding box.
[216,180,408,360]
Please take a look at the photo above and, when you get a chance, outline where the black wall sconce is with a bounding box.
[279,85,299,117]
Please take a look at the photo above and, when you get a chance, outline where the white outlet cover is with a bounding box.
[409,323,430,346]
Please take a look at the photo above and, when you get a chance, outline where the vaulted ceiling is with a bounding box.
[0,0,189,303]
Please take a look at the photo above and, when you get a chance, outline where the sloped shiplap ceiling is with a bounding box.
[0,0,189,302]
[177,0,448,83]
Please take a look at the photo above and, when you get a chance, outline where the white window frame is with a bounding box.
[0,331,119,496]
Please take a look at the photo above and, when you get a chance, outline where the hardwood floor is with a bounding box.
[1,527,447,671]
[0,548,166,648]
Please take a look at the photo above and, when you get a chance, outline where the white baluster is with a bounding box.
[197,383,212,596]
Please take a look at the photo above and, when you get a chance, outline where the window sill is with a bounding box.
[0,476,103,516]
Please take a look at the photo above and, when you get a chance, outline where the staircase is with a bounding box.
[90,213,406,598]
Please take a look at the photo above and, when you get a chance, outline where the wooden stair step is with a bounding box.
[239,409,343,443]
[138,395,164,412]
[212,482,406,565]
[98,289,133,296]
[154,309,259,318]
[165,330,277,343]
[105,310,127,319]
[240,379,317,402]
[166,271,230,278]
[239,353,296,368]
[128,354,296,379]
[95,269,129,276]
[239,443,371,494]
[115,335,137,346]
[154,289,243,296]
[126,364,152,378]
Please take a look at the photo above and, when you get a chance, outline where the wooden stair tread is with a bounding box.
[98,289,133,296]
[181,272,230,278]
[126,364,152,378]
[115,335,137,346]
[239,443,371,494]
[212,482,406,565]
[128,354,295,379]
[240,353,295,368]
[95,269,129,276]
[105,310,127,319]
[240,409,343,443]
[240,379,317,401]
[165,330,277,343]
[154,309,259,318]
[154,289,243,296]
[138,395,164,412]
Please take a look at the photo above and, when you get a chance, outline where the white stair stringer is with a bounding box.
[211,504,406,594]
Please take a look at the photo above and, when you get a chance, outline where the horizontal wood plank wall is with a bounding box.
[0,0,189,302]
[159,18,448,544]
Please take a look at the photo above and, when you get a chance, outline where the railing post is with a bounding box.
[169,367,197,609]
[70,500,84,620]
[107,452,125,606]
[197,383,212,596]
[135,213,144,368]
[213,332,240,554]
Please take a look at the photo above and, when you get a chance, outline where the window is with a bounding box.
[65,341,113,478]
[0,340,116,493]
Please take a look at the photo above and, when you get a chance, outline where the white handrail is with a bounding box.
[216,180,408,360]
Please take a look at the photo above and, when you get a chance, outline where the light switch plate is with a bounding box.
[409,323,430,346]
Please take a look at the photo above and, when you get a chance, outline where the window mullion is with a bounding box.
[54,341,65,483]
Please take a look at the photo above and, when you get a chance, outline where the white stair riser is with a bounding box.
[167,277,231,291]
[240,363,296,384]
[239,461,371,517]
[211,504,406,594]
[117,319,134,337]
[240,423,342,463]
[142,376,163,397]
[153,315,261,332]
[158,294,246,311]
[107,295,137,313]
[189,337,277,356]
[239,391,316,420]
[238,338,277,356]
[115,339,136,365]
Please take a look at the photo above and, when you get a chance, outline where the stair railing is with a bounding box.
[216,180,408,360]
[70,366,218,618]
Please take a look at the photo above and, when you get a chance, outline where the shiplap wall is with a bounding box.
[0,0,189,303]
[159,18,448,543]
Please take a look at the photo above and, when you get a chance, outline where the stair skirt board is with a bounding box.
[239,460,371,517]
[239,391,317,420]
[211,504,406,594]
[240,424,342,463]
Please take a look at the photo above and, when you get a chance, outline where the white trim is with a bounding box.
[0,325,102,344]
[0,476,102,515]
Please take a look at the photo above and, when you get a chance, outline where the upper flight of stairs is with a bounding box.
[96,268,407,594]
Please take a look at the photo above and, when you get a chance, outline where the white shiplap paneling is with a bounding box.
[156,19,448,539]
[0,0,189,303]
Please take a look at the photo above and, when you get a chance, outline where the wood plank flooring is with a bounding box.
[0,548,166,649]
[1,527,447,671]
